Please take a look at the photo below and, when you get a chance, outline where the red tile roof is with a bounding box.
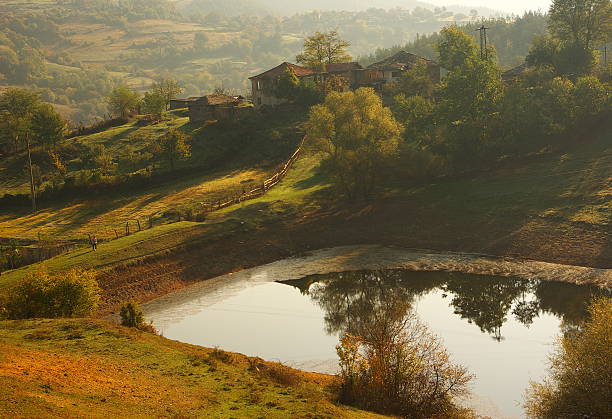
[326,62,363,72]
[249,62,314,80]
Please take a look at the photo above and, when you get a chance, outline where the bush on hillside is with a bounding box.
[120,301,156,333]
[524,297,612,418]
[3,267,100,319]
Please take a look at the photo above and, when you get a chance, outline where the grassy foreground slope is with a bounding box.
[0,318,385,419]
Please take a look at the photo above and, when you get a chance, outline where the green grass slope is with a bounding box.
[0,108,306,241]
[0,318,386,418]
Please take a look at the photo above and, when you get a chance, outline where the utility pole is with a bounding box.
[476,25,490,60]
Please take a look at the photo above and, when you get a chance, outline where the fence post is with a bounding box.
[114,229,119,239]
[125,221,130,236]
[137,219,142,231]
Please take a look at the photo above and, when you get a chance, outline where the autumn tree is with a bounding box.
[306,88,400,199]
[3,267,101,319]
[524,297,612,418]
[296,31,352,71]
[108,86,140,119]
[155,128,191,170]
[336,298,474,418]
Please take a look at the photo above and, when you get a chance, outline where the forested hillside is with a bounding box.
[1,0,544,123]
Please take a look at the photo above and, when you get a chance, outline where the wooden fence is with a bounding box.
[199,136,306,213]
[92,137,307,243]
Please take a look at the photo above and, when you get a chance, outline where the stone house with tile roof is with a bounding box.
[248,61,364,108]
[248,51,441,107]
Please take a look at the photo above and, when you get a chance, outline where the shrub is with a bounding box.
[119,301,156,332]
[119,301,144,327]
[4,267,100,319]
[208,347,233,364]
[524,297,611,418]
[336,302,473,419]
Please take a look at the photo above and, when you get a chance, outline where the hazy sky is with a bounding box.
[430,0,552,14]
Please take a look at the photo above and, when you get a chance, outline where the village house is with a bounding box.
[362,50,442,88]
[249,61,364,108]
[248,51,442,107]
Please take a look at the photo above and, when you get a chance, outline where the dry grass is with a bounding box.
[0,318,387,418]
[0,167,269,240]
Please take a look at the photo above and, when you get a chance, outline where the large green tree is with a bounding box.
[151,77,183,110]
[31,103,67,149]
[548,0,612,49]
[436,25,481,70]
[141,90,166,119]
[107,86,140,119]
[306,88,401,199]
[435,28,504,168]
[155,129,191,170]
[296,31,352,71]
[0,88,47,211]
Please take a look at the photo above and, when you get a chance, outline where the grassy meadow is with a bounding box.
[0,108,306,241]
[0,318,386,419]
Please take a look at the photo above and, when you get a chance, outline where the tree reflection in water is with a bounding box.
[284,270,610,341]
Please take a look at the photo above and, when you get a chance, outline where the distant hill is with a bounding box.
[178,0,272,16]
[179,0,502,17]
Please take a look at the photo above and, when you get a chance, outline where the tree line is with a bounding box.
[306,0,611,200]
[0,78,192,211]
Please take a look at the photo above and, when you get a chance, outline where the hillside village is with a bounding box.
[175,49,531,122]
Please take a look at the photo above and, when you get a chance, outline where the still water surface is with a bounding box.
[144,269,606,418]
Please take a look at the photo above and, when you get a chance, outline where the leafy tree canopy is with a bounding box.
[548,0,612,49]
[296,31,352,71]
[107,86,140,119]
[524,297,612,418]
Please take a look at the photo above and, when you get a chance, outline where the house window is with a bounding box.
[256,80,261,90]
[258,97,262,105]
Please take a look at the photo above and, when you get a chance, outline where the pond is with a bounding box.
[144,268,608,418]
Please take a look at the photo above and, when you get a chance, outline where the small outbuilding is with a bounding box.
[187,94,252,123]
[169,97,199,110]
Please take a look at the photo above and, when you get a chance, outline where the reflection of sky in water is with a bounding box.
[145,276,583,419]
